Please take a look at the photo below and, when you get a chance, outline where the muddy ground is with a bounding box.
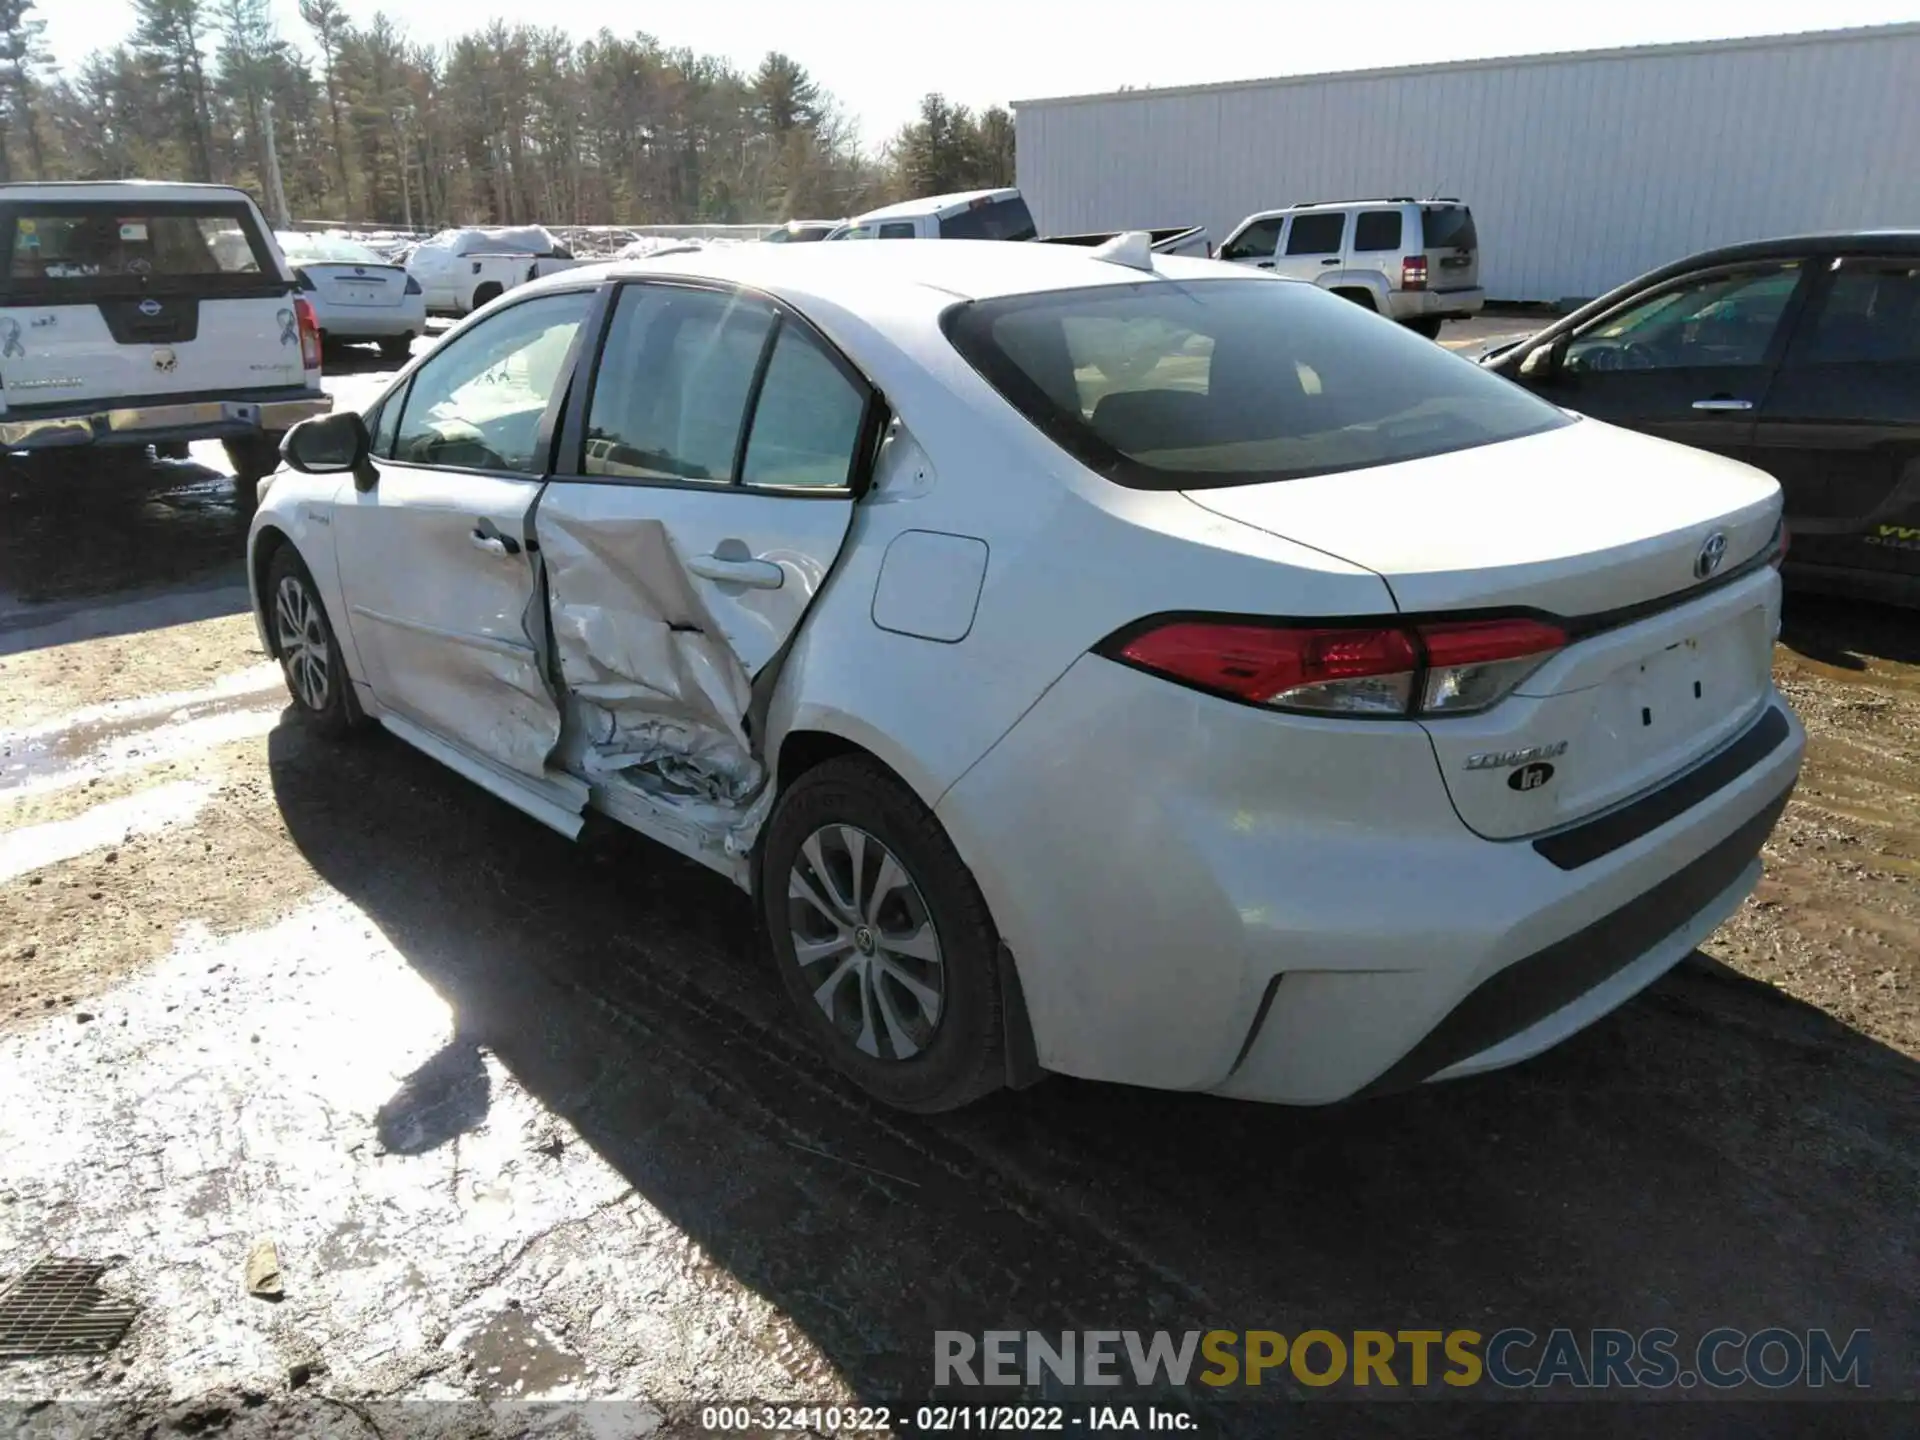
[0,339,1914,1438]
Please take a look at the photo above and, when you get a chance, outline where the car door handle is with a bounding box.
[1256,261,1274,269]
[688,554,784,589]
[1320,257,1340,266]
[1691,397,1754,412]
[469,528,520,556]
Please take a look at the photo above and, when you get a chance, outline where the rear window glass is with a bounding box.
[279,232,383,265]
[1,202,275,295]
[939,195,1039,242]
[1421,206,1478,251]
[942,278,1570,490]
[1353,211,1404,252]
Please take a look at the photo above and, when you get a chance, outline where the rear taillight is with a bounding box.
[403,273,423,296]
[293,267,316,291]
[1108,615,1565,718]
[294,297,322,370]
[1402,255,1428,291]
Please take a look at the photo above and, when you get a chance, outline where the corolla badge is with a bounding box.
[1695,531,1728,580]
[1465,740,1568,771]
[138,298,163,317]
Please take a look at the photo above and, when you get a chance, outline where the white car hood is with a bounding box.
[1182,419,1782,617]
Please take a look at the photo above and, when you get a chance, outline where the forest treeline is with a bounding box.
[0,0,1017,227]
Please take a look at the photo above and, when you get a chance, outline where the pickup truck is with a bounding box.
[0,180,330,500]
[825,188,1209,256]
[403,225,589,317]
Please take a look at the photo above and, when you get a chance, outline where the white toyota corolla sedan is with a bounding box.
[249,238,1803,1112]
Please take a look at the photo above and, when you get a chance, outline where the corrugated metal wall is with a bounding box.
[1015,26,1920,302]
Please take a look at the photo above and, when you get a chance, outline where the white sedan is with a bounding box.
[277,231,425,359]
[247,238,1803,1111]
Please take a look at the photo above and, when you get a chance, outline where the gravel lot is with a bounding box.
[0,334,1912,1437]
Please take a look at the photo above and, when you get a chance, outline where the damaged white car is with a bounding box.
[249,238,1803,1112]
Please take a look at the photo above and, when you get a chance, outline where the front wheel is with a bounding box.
[265,547,360,738]
[761,756,1006,1112]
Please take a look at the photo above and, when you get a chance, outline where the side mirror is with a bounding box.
[1518,334,1570,381]
[282,411,378,491]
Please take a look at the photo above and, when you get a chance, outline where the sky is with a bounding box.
[40,0,1920,151]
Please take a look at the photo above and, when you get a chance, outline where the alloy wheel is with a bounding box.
[273,574,331,712]
[787,823,946,1061]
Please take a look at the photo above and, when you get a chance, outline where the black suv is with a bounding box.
[1484,233,1920,608]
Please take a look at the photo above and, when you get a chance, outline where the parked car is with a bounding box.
[277,231,426,361]
[403,225,585,317]
[253,239,1801,1112]
[0,180,329,495]
[1485,232,1920,608]
[761,221,842,243]
[1217,197,1484,338]
[827,188,1039,242]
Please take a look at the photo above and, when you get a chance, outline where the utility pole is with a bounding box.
[392,108,414,229]
[261,96,293,229]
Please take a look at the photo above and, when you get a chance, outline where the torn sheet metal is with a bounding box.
[535,504,770,860]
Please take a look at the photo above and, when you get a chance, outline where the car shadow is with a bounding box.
[267,721,1919,1424]
[320,343,414,378]
[1779,592,1920,671]
[0,454,250,652]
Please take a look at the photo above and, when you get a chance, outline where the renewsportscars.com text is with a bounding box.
[935,1327,1872,1391]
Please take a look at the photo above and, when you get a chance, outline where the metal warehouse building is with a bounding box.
[1013,23,1920,304]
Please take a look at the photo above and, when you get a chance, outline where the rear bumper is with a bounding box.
[1391,286,1486,320]
[317,301,426,340]
[0,388,332,451]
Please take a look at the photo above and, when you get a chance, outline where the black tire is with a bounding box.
[761,756,1006,1113]
[1406,316,1445,340]
[154,440,191,461]
[265,546,360,738]
[224,432,283,510]
[379,334,413,362]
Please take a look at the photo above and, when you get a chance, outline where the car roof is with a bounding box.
[522,237,1241,310]
[1646,230,1920,270]
[1238,197,1465,224]
[850,188,1023,224]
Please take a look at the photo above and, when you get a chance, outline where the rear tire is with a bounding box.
[761,756,1006,1113]
[224,432,283,509]
[265,546,360,739]
[1406,316,1445,340]
[379,334,413,362]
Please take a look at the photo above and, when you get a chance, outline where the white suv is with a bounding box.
[1218,198,1484,338]
[0,181,330,496]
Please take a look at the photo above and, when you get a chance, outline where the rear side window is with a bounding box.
[584,285,775,483]
[1420,206,1477,251]
[1353,211,1404,252]
[1220,218,1282,262]
[1285,213,1345,256]
[1787,262,1920,366]
[0,200,275,298]
[740,326,869,489]
[943,279,1570,490]
[939,195,1039,242]
[879,222,918,240]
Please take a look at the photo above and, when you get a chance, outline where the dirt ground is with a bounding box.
[1,388,1915,1437]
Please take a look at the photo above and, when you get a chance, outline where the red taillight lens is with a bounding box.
[1117,623,1418,715]
[1111,616,1566,718]
[1402,255,1428,291]
[294,297,322,370]
[1416,617,1566,714]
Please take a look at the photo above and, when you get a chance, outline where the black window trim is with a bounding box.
[380,283,601,483]
[554,275,885,500]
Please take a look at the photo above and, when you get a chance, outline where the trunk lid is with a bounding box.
[1420,203,1480,294]
[301,262,409,310]
[0,195,303,408]
[1185,420,1784,838]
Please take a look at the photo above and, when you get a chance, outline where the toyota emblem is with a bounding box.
[1695,532,1728,580]
[138,298,163,317]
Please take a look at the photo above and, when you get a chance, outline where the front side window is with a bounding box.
[583,285,775,483]
[1786,261,1920,367]
[392,290,590,473]
[1219,218,1282,262]
[1565,264,1803,373]
[1353,211,1404,252]
[1284,212,1346,256]
[939,196,1039,242]
[943,278,1570,490]
[1,201,272,296]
